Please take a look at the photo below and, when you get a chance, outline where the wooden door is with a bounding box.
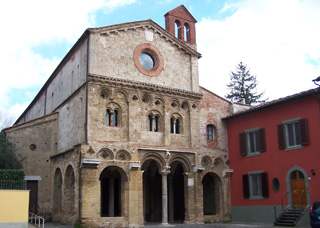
[27,181,38,214]
[290,170,307,208]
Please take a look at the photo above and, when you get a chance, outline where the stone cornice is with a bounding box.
[87,73,203,100]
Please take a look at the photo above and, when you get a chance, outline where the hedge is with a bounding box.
[0,169,25,181]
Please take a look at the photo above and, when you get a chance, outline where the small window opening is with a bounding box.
[184,23,190,42]
[175,20,182,39]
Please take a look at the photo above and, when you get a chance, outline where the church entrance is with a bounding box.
[168,161,185,223]
[100,167,122,217]
[142,160,162,222]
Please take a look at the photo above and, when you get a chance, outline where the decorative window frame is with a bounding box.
[170,114,183,134]
[106,103,122,127]
[147,112,162,132]
[133,43,164,76]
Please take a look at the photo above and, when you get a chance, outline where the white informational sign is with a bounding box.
[188,178,194,186]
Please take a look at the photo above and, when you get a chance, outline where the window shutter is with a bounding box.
[258,128,266,152]
[239,132,247,155]
[261,172,269,197]
[299,118,309,146]
[242,174,250,198]
[277,124,285,150]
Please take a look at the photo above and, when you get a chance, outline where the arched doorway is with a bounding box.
[168,161,185,223]
[100,166,123,217]
[142,160,162,222]
[290,170,307,208]
[202,173,222,216]
[64,165,75,219]
[53,168,62,222]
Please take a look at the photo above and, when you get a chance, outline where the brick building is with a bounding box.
[223,87,320,226]
[5,5,234,227]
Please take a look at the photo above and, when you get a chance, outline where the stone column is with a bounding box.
[109,178,114,217]
[161,169,170,225]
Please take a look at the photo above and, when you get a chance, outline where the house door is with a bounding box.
[27,181,38,213]
[290,170,307,208]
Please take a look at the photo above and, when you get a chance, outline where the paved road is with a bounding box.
[30,222,310,228]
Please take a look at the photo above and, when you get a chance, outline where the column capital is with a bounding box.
[161,166,171,175]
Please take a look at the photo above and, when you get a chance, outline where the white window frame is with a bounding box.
[245,127,261,157]
[283,117,303,151]
[248,170,264,200]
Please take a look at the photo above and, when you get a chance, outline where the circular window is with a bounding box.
[139,53,154,70]
[133,43,164,76]
[272,178,280,192]
[29,144,37,151]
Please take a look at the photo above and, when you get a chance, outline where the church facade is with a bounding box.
[5,6,233,227]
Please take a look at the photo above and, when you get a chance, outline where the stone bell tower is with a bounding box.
[164,5,197,46]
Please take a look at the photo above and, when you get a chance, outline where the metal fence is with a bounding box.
[0,180,26,190]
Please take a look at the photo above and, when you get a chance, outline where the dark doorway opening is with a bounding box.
[203,173,216,215]
[142,160,162,222]
[168,162,185,223]
[100,167,121,217]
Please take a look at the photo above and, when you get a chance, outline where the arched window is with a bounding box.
[175,20,182,39]
[207,124,216,140]
[106,109,119,127]
[184,23,190,42]
[175,119,180,134]
[170,117,181,134]
[170,118,174,133]
[154,116,159,132]
[148,114,160,132]
[113,110,118,126]
[106,109,111,126]
[148,115,153,131]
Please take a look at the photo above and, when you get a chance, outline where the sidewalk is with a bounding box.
[29,221,310,228]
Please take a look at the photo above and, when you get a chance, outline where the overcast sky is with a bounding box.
[1,0,319,123]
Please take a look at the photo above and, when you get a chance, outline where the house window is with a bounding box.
[278,118,309,150]
[207,124,216,140]
[239,128,266,156]
[243,171,269,199]
[248,131,259,153]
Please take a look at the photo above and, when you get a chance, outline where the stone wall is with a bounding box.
[89,23,200,93]
[5,113,58,215]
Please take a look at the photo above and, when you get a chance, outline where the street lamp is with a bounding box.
[312,76,320,86]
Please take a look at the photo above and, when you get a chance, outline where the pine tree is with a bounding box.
[0,131,24,169]
[226,62,267,105]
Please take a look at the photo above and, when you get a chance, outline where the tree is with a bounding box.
[0,131,24,169]
[0,110,14,131]
[226,62,267,105]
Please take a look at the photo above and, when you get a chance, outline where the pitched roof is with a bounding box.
[223,87,320,120]
[164,5,197,23]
